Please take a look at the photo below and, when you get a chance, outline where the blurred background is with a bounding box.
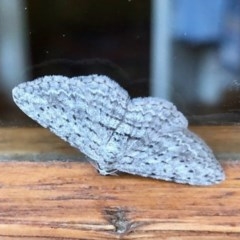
[0,0,240,125]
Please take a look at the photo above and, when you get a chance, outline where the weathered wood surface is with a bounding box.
[0,127,239,239]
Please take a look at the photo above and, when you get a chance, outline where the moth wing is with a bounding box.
[112,98,224,185]
[12,75,129,161]
[117,129,224,185]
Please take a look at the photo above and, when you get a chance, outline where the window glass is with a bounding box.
[0,0,240,125]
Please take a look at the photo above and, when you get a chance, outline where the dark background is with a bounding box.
[27,0,150,96]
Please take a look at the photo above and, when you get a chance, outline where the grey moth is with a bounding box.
[12,75,225,185]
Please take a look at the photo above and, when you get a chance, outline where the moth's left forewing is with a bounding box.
[114,97,225,185]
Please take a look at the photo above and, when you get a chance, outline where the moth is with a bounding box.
[12,75,225,185]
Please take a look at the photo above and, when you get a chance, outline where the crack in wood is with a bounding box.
[103,207,139,236]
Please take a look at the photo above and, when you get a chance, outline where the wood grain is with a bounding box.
[0,126,239,239]
[0,161,239,239]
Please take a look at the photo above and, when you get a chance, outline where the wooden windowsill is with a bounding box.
[0,126,239,239]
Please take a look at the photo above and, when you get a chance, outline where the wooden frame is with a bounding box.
[0,126,239,239]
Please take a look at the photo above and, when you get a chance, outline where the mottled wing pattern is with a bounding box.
[12,75,225,185]
[12,75,129,162]
[110,97,224,185]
